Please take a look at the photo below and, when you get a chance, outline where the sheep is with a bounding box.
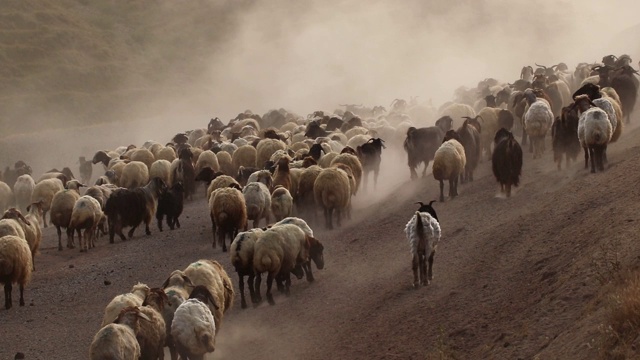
[182,260,234,333]
[329,153,363,195]
[573,83,624,143]
[0,181,13,215]
[13,175,35,214]
[149,159,172,188]
[206,174,240,201]
[50,186,82,250]
[160,272,192,360]
[455,119,481,183]
[253,224,321,304]
[270,220,325,283]
[272,156,292,192]
[552,105,581,171]
[235,166,260,187]
[295,165,322,221]
[156,146,177,163]
[68,195,103,252]
[37,171,70,186]
[491,128,523,197]
[313,167,351,229]
[404,210,441,288]
[215,150,234,175]
[84,184,116,210]
[242,182,272,229]
[271,186,293,221]
[523,89,554,159]
[209,186,247,252]
[90,306,150,360]
[432,138,466,202]
[30,178,64,227]
[256,139,287,169]
[231,145,257,173]
[136,295,167,360]
[170,289,217,360]
[92,150,119,169]
[0,218,25,240]
[76,156,93,185]
[101,283,151,327]
[230,228,264,308]
[476,107,501,160]
[0,235,32,309]
[318,151,338,168]
[104,177,167,242]
[439,102,476,121]
[119,161,150,189]
[156,181,185,232]
[2,206,42,270]
[246,169,273,188]
[578,106,612,173]
[195,150,220,175]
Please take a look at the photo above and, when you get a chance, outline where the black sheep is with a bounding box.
[356,138,385,190]
[156,182,185,231]
[551,106,581,171]
[415,200,438,223]
[403,118,449,180]
[491,128,523,198]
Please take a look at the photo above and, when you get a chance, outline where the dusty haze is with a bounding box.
[1,0,639,173]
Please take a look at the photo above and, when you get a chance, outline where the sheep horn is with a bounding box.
[414,202,425,207]
[428,200,437,206]
[535,63,547,69]
[461,116,473,120]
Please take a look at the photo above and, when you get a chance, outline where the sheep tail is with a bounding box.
[415,211,425,240]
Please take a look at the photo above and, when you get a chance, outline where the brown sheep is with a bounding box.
[209,186,247,252]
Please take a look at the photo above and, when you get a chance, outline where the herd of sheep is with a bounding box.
[0,53,638,359]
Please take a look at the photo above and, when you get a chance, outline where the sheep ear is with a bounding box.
[161,276,172,289]
[181,275,194,287]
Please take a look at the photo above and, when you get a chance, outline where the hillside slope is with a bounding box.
[0,119,639,359]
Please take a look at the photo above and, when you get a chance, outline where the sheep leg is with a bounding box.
[303,262,314,282]
[157,213,164,232]
[4,283,11,309]
[448,178,456,198]
[589,148,596,173]
[427,250,436,282]
[174,216,180,229]
[362,170,368,192]
[266,273,276,306]
[373,166,379,190]
[19,283,27,306]
[239,274,248,309]
[439,180,445,202]
[43,210,49,228]
[324,208,333,230]
[144,219,152,236]
[78,229,84,252]
[247,272,257,306]
[583,147,589,169]
[412,255,419,288]
[253,273,263,305]
[211,214,217,248]
[409,166,418,180]
[57,226,63,251]
[66,227,75,249]
[506,184,512,198]
[421,162,428,178]
[126,225,138,239]
[284,272,292,296]
[336,209,342,227]
[219,230,228,252]
[420,253,427,286]
[596,147,605,172]
[108,218,116,244]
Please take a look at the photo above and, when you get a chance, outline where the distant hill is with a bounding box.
[0,0,250,136]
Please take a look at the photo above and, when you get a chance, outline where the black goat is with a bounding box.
[415,200,438,223]
[104,177,167,242]
[403,126,445,180]
[340,116,363,133]
[173,147,196,200]
[156,182,184,231]
[551,105,581,171]
[455,119,481,183]
[325,117,343,132]
[308,143,324,162]
[491,128,523,198]
[304,121,330,139]
[356,138,385,190]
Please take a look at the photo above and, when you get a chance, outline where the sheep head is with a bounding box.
[162,270,194,289]
[308,237,325,270]
[435,116,453,133]
[143,288,170,311]
[189,285,219,310]
[415,201,438,222]
[2,208,31,226]
[114,306,151,332]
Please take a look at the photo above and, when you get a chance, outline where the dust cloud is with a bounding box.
[1,0,639,176]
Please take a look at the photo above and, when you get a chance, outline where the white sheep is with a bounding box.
[156,146,177,163]
[246,170,273,188]
[0,218,26,239]
[220,142,238,156]
[523,89,554,159]
[183,259,235,333]
[256,139,287,168]
[69,195,104,252]
[0,181,13,216]
[31,178,64,228]
[439,102,476,120]
[195,150,220,175]
[0,235,32,309]
[578,107,612,173]
[313,167,351,229]
[346,134,372,150]
[273,217,314,238]
[432,139,466,202]
[271,186,293,222]
[206,175,241,201]
[405,211,441,287]
[149,159,172,187]
[216,150,235,175]
[161,271,192,360]
[229,228,265,309]
[2,206,42,271]
[50,186,82,251]
[13,174,35,214]
[242,182,272,229]
[171,297,216,360]
[120,161,150,189]
[101,283,151,327]
[127,148,155,170]
[89,307,149,360]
